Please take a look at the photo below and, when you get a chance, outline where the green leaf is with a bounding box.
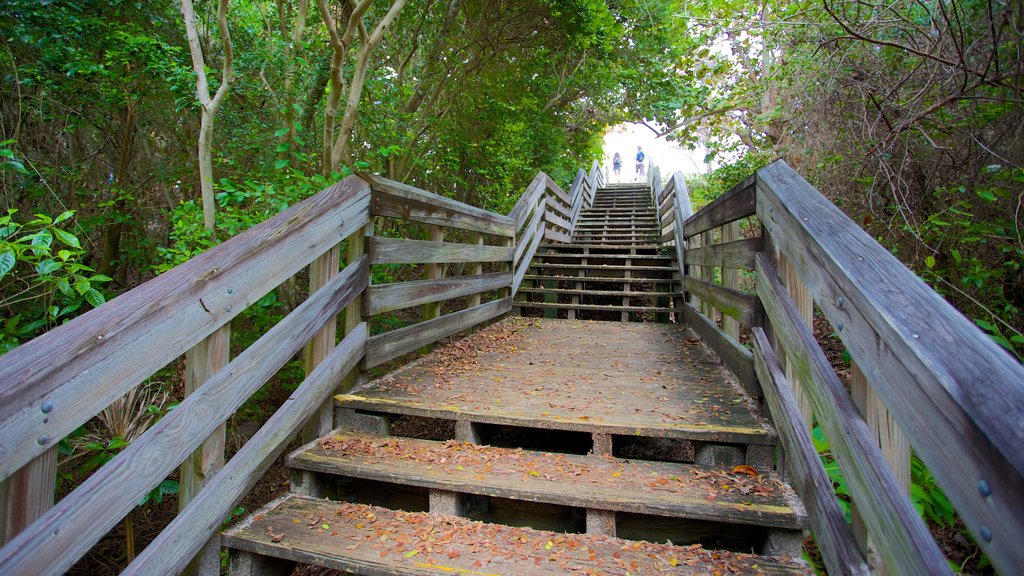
[31,229,53,251]
[35,259,62,275]
[274,159,290,169]
[924,256,935,269]
[273,126,290,137]
[0,250,15,279]
[90,274,113,283]
[53,228,81,248]
[74,278,91,295]
[53,211,74,225]
[56,277,71,296]
[84,288,105,308]
[2,160,28,174]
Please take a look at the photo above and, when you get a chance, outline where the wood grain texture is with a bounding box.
[0,176,370,482]
[345,318,773,444]
[685,237,760,269]
[368,237,512,265]
[123,324,367,576]
[683,277,757,327]
[363,173,514,237]
[682,304,758,399]
[223,496,811,576]
[302,246,342,444]
[0,257,369,576]
[292,431,804,529]
[752,329,870,576]
[756,160,1024,573]
[721,222,741,340]
[363,297,511,368]
[684,175,756,240]
[0,448,55,545]
[180,324,230,576]
[513,198,546,266]
[509,173,547,227]
[513,228,545,294]
[755,253,948,573]
[543,174,572,209]
[544,209,572,235]
[365,272,511,316]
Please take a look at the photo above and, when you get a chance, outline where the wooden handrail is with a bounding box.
[0,162,588,574]
[755,160,1024,573]
[0,176,371,482]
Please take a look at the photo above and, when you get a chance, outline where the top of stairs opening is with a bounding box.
[516,180,677,322]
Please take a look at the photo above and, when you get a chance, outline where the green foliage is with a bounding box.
[912,165,1023,360]
[0,207,110,351]
[685,150,774,208]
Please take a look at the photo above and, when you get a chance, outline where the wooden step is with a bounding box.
[289,431,805,529]
[517,287,681,298]
[225,496,811,575]
[529,263,675,273]
[522,274,676,284]
[337,318,775,446]
[515,301,678,315]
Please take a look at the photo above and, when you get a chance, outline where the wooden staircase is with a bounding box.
[516,183,678,322]
[223,318,810,575]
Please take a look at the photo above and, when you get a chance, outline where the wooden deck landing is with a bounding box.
[340,318,773,445]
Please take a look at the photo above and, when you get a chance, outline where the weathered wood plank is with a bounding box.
[683,277,757,327]
[366,272,511,316]
[223,496,810,576]
[364,298,511,368]
[513,224,545,294]
[752,329,870,576]
[682,304,758,400]
[685,237,760,269]
[544,208,572,234]
[509,173,547,226]
[421,225,444,354]
[0,257,369,576]
[542,227,571,244]
[755,253,948,573]
[363,173,514,237]
[658,174,677,205]
[0,176,370,482]
[345,318,774,446]
[123,324,367,576]
[660,205,675,227]
[342,222,370,393]
[722,223,741,341]
[368,237,512,265]
[302,246,341,443]
[0,449,56,545]
[513,200,545,266]
[756,160,1024,573]
[180,324,230,576]
[544,174,572,209]
[293,431,804,529]
[684,175,755,239]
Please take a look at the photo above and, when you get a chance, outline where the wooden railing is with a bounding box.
[0,166,588,575]
[657,160,1024,575]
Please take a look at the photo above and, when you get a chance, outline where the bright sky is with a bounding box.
[601,123,711,181]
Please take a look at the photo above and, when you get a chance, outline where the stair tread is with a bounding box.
[225,496,810,575]
[530,263,675,271]
[337,318,773,444]
[515,301,679,313]
[290,431,804,529]
[523,274,676,283]
[517,287,681,297]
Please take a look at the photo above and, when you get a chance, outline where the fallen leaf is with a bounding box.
[732,465,758,477]
[404,550,419,558]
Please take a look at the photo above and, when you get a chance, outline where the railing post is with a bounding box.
[850,360,910,570]
[421,224,443,352]
[0,449,57,546]
[302,244,341,443]
[776,251,814,428]
[722,222,741,339]
[343,222,372,392]
[179,323,230,576]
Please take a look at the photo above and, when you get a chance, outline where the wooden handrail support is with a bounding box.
[0,164,584,575]
[657,158,1024,574]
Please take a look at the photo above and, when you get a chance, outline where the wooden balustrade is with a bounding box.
[655,159,1024,575]
[0,165,582,575]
